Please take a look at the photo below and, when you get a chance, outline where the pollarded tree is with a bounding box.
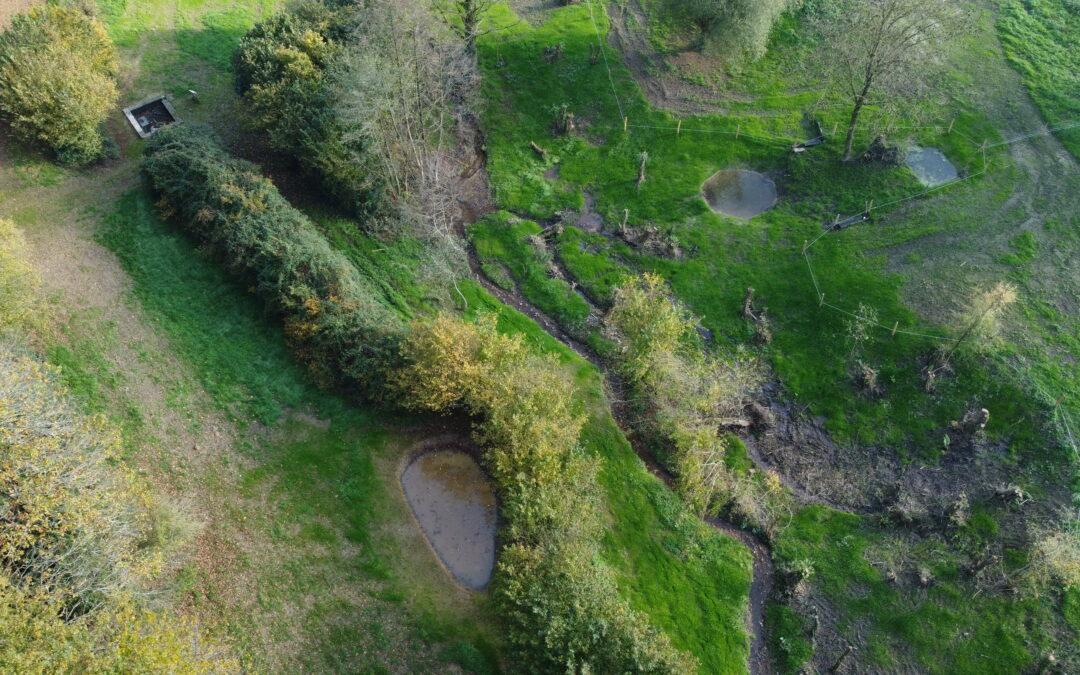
[812,0,965,160]
[0,5,118,165]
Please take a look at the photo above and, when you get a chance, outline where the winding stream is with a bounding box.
[464,246,775,673]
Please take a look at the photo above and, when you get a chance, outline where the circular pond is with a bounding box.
[401,450,496,590]
[702,169,777,219]
[905,146,958,187]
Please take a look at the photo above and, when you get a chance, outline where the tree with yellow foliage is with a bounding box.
[395,313,695,672]
[0,5,118,165]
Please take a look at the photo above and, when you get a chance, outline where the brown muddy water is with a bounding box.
[401,450,497,590]
[905,146,958,187]
[702,169,777,219]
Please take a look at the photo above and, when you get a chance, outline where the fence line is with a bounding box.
[585,0,624,120]
[576,0,1079,360]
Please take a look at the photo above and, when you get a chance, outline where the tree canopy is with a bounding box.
[0,5,118,165]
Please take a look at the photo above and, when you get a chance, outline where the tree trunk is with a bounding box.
[462,0,479,55]
[843,70,875,161]
[842,98,864,161]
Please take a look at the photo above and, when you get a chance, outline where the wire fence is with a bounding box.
[577,0,1080,412]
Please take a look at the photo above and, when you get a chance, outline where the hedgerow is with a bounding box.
[395,314,696,672]
[233,1,377,217]
[142,125,404,397]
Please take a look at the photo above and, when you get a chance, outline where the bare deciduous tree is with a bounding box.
[441,0,494,55]
[336,0,479,285]
[812,0,965,160]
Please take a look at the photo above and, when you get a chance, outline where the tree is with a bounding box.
[0,5,118,165]
[233,2,375,217]
[442,0,494,55]
[812,0,964,160]
[335,0,477,275]
[667,0,789,59]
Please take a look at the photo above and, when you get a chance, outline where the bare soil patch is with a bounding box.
[0,0,37,29]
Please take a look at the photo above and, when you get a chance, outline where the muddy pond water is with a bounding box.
[702,169,778,219]
[401,450,497,590]
[905,146,958,187]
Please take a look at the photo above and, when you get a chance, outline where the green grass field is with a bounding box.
[473,1,1080,671]
[998,0,1080,159]
[474,2,1052,461]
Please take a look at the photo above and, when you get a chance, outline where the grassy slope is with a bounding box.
[997,0,1080,159]
[318,211,755,672]
[87,189,500,672]
[475,2,1078,671]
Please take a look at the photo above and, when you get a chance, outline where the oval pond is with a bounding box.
[401,450,497,590]
[905,146,958,187]
[702,169,778,219]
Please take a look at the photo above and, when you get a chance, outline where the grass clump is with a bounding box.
[765,603,812,674]
[470,212,593,334]
[555,226,631,306]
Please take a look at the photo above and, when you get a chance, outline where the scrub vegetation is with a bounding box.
[0,5,119,165]
[1,0,1078,672]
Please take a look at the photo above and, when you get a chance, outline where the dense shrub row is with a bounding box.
[0,5,118,165]
[141,131,692,670]
[0,220,228,671]
[395,315,695,672]
[142,125,404,397]
[233,1,377,217]
[604,275,789,533]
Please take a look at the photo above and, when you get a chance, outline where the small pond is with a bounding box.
[905,146,958,187]
[401,450,497,590]
[702,169,778,219]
